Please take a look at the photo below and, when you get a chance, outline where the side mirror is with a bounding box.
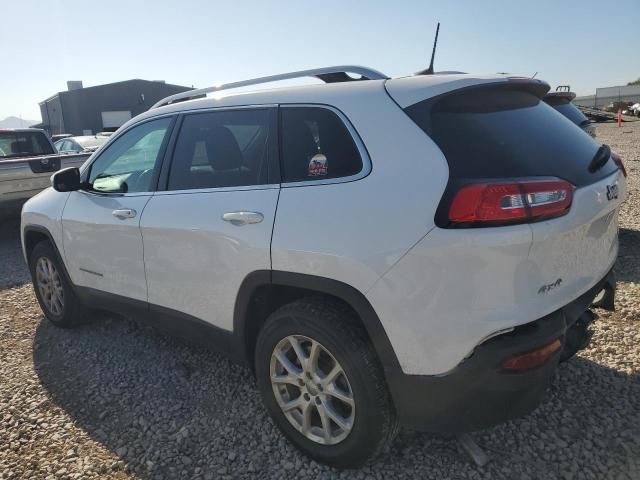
[51,167,81,192]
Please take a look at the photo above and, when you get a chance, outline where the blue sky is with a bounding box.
[3,0,639,121]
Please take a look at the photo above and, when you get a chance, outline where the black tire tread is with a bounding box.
[256,296,398,467]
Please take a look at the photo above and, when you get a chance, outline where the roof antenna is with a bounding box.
[416,22,440,75]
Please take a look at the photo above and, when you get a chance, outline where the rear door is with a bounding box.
[140,107,279,331]
[61,116,175,301]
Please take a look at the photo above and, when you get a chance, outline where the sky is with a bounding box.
[2,0,639,121]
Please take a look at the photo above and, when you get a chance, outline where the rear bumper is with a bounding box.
[386,268,615,433]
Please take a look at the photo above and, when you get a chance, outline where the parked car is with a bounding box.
[21,67,626,467]
[629,102,640,117]
[54,135,108,154]
[544,91,596,137]
[0,128,90,204]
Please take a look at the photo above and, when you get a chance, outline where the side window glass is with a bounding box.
[167,109,272,191]
[280,107,362,183]
[88,117,172,193]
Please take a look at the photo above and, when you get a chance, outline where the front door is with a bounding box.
[61,116,175,301]
[141,108,279,331]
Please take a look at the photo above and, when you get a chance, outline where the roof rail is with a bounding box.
[151,65,388,109]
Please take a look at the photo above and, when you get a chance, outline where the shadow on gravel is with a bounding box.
[33,314,640,479]
[0,210,31,290]
[617,228,640,283]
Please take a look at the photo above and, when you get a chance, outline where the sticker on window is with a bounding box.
[308,153,328,176]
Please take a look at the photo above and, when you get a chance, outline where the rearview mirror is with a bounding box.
[51,167,81,192]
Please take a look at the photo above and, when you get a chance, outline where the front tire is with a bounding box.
[29,241,85,328]
[255,298,397,468]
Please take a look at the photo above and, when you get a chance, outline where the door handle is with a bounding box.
[112,208,137,219]
[222,211,264,226]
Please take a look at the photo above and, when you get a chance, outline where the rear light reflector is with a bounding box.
[502,339,562,371]
[611,151,627,177]
[448,178,574,225]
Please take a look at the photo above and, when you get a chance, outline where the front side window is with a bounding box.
[280,107,362,183]
[87,117,173,193]
[167,109,273,191]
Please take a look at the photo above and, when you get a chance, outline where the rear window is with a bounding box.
[405,86,616,188]
[0,131,54,158]
[544,97,590,127]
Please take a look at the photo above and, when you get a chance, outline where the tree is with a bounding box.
[628,78,640,86]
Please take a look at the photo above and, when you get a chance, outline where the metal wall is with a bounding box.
[39,80,192,136]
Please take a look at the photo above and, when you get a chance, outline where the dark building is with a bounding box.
[36,79,192,135]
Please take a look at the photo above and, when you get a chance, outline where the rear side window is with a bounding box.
[168,109,274,190]
[405,86,616,188]
[280,107,362,183]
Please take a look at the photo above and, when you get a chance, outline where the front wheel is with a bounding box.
[255,298,397,468]
[29,241,85,328]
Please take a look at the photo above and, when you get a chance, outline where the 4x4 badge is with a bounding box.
[538,278,562,294]
[606,183,619,201]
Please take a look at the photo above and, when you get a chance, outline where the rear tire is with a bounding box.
[29,241,85,328]
[255,297,397,468]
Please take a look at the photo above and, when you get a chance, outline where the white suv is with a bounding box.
[21,66,625,467]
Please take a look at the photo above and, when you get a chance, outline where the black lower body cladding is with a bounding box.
[385,268,615,433]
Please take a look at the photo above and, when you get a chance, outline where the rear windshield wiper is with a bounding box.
[588,144,611,173]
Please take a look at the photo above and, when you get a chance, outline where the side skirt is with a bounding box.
[74,286,246,365]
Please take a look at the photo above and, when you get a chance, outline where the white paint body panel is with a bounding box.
[61,191,151,301]
[367,171,625,375]
[272,84,449,293]
[20,187,70,261]
[141,187,279,331]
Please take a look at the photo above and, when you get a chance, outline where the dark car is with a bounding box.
[544,91,596,137]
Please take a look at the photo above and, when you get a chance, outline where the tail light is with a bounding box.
[448,178,574,226]
[611,151,627,177]
[502,339,562,371]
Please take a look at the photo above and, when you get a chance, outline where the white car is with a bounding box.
[21,66,626,467]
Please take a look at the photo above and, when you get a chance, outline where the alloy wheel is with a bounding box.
[270,335,355,445]
[35,257,64,316]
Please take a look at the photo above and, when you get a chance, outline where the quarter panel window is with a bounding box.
[87,117,172,193]
[167,109,273,191]
[280,107,362,183]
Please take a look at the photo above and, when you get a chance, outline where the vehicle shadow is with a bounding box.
[0,211,31,290]
[33,314,640,479]
[617,227,640,283]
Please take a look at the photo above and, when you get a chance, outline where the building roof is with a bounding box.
[39,79,191,104]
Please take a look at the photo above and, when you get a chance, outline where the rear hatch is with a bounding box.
[391,78,625,315]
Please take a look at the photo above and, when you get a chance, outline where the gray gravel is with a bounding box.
[0,121,639,479]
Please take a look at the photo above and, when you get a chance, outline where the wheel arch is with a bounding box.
[22,225,72,284]
[234,270,401,374]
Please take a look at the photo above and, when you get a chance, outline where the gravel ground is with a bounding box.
[1,121,639,479]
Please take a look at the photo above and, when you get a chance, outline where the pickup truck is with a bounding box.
[0,128,90,207]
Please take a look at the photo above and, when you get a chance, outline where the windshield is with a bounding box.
[0,131,54,158]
